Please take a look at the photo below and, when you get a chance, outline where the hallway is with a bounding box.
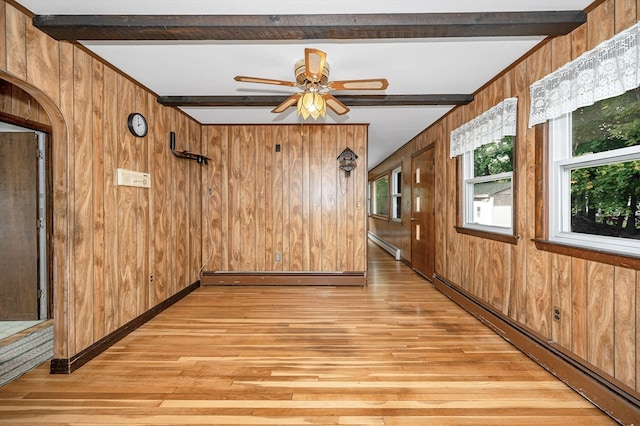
[0,242,615,425]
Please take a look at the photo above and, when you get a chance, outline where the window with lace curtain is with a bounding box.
[530,22,640,258]
[450,97,518,239]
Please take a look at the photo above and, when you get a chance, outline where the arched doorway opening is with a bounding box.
[0,71,70,363]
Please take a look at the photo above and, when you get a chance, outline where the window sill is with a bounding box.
[533,239,640,270]
[369,214,390,222]
[455,226,519,245]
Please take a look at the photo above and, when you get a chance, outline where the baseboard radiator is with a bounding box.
[433,273,640,426]
[368,232,401,260]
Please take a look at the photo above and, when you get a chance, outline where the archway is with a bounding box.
[0,70,70,360]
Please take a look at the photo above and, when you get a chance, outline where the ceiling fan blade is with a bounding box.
[304,48,327,82]
[272,93,302,113]
[234,75,298,87]
[328,78,389,91]
[323,93,350,115]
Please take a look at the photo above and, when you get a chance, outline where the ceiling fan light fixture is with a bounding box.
[297,89,326,120]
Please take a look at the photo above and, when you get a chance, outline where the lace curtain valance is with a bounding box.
[529,21,640,126]
[449,97,518,158]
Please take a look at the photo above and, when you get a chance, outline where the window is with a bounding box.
[391,167,402,221]
[371,174,389,217]
[450,97,518,239]
[463,136,514,233]
[548,89,640,256]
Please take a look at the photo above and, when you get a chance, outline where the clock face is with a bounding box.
[127,113,148,137]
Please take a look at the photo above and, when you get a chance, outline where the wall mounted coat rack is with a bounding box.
[169,131,210,164]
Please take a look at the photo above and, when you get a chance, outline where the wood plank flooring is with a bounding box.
[0,242,616,425]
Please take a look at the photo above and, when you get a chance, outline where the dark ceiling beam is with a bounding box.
[33,12,586,41]
[157,94,474,107]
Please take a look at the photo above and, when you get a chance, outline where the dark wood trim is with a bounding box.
[33,12,586,41]
[158,94,474,108]
[454,225,519,245]
[534,123,549,240]
[201,271,366,287]
[432,273,640,426]
[533,239,640,271]
[50,281,200,374]
[0,110,53,134]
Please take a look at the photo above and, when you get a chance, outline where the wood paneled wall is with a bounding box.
[369,0,640,396]
[0,1,202,360]
[201,124,368,273]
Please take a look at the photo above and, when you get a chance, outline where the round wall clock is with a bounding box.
[127,112,148,137]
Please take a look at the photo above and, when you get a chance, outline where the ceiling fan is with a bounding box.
[234,48,389,120]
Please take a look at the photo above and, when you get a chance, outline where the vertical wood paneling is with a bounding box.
[149,93,166,307]
[174,116,188,293]
[202,124,367,275]
[102,66,118,335]
[56,41,74,357]
[511,55,529,324]
[434,122,445,276]
[72,48,94,352]
[309,126,322,270]
[551,253,572,348]
[586,262,615,375]
[239,126,256,270]
[5,4,26,79]
[289,128,303,271]
[271,126,283,271]
[281,127,291,270]
[134,87,149,314]
[353,125,367,272]
[301,127,310,270]
[614,0,636,32]
[254,126,266,271]
[116,74,137,325]
[588,0,615,49]
[25,20,59,105]
[572,258,588,359]
[614,267,636,388]
[0,4,5,69]
[91,59,105,340]
[220,126,230,271]
[263,127,273,270]
[228,127,241,270]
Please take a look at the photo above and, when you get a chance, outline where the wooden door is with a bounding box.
[0,132,38,320]
[411,145,435,280]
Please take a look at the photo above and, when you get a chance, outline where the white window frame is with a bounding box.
[462,140,514,235]
[549,113,640,256]
[391,166,402,221]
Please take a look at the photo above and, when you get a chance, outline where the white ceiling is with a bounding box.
[13,0,594,169]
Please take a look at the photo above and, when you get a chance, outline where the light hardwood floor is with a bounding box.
[0,242,616,425]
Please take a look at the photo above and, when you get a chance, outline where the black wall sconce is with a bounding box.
[337,147,358,177]
[169,131,210,165]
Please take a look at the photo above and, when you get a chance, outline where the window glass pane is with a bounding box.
[473,136,514,177]
[570,160,640,239]
[394,196,402,219]
[572,89,640,157]
[471,178,512,228]
[395,171,402,194]
[374,175,389,216]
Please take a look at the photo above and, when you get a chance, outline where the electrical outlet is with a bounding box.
[275,252,281,262]
[553,306,561,323]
